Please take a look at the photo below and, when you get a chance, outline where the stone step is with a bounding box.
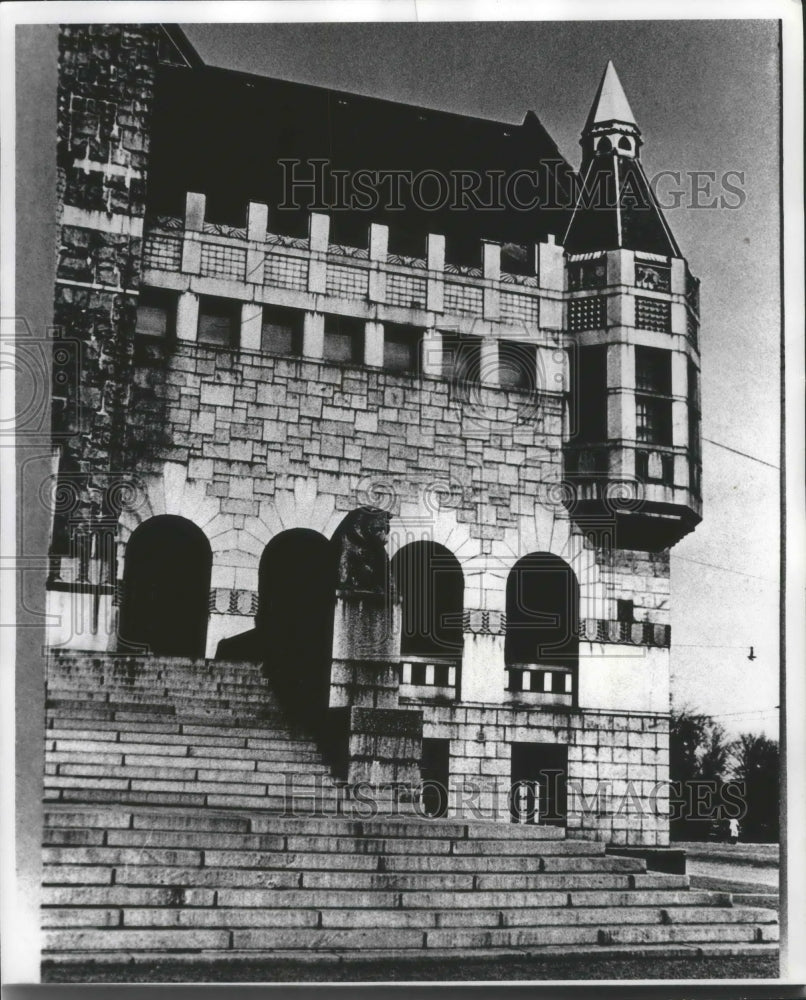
[423,921,778,951]
[47,716,315,742]
[47,687,279,712]
[41,806,581,846]
[47,703,289,726]
[48,749,327,770]
[48,762,333,783]
[732,892,779,909]
[46,674,265,690]
[41,860,647,895]
[48,734,322,756]
[39,904,778,933]
[44,774,341,798]
[45,788,350,812]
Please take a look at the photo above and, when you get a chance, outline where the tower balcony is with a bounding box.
[562,441,701,550]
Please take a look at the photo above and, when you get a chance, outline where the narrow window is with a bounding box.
[499,341,537,391]
[261,305,303,356]
[323,314,364,364]
[384,323,422,375]
[135,287,176,339]
[197,296,239,348]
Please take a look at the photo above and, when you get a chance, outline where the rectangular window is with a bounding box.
[384,323,422,375]
[635,346,672,395]
[499,341,537,391]
[323,314,364,364]
[442,334,481,384]
[197,296,239,348]
[261,305,303,356]
[636,450,674,484]
[135,288,176,339]
[617,599,635,622]
[571,344,607,443]
[635,396,672,445]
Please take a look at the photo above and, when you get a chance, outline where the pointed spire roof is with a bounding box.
[565,63,680,256]
[584,61,637,131]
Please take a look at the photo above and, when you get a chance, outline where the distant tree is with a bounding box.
[729,733,780,843]
[669,709,732,841]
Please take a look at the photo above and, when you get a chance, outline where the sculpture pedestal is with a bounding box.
[327,705,423,792]
[325,591,420,798]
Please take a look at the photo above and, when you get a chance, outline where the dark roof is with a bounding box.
[145,64,577,263]
[157,25,204,69]
[563,153,680,257]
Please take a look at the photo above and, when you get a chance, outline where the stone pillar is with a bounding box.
[671,350,689,486]
[607,342,635,477]
[364,320,384,368]
[176,292,199,342]
[369,223,388,303]
[480,339,500,388]
[421,329,443,377]
[240,302,263,352]
[538,235,565,330]
[426,233,445,312]
[482,241,500,321]
[325,508,423,800]
[181,192,204,274]
[303,311,324,359]
[246,200,267,285]
[308,212,329,294]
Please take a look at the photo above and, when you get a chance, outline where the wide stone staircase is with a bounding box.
[42,651,779,966]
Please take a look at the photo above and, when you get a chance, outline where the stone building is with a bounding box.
[47,24,703,849]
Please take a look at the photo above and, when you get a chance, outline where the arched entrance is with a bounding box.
[118,515,211,657]
[505,553,579,667]
[391,541,464,660]
[258,528,337,722]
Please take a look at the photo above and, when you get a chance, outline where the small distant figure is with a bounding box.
[728,817,740,844]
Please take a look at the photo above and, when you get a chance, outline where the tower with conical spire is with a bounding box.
[565,61,681,257]
[562,62,702,550]
[582,60,641,161]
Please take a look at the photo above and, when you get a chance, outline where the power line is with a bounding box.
[703,437,779,470]
[672,643,765,650]
[670,553,778,584]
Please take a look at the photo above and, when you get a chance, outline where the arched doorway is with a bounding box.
[391,541,464,659]
[118,515,211,657]
[258,528,337,722]
[505,553,579,667]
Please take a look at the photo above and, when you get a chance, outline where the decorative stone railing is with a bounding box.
[399,655,460,692]
[140,193,566,338]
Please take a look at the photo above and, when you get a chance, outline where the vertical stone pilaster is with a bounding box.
[308,212,329,294]
[426,233,445,313]
[240,302,263,352]
[482,241,500,321]
[176,292,199,342]
[303,311,325,359]
[421,328,443,377]
[369,223,388,303]
[246,201,268,285]
[364,320,384,367]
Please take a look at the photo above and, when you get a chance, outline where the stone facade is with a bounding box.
[46,25,703,847]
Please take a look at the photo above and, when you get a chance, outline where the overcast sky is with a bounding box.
[180,19,781,738]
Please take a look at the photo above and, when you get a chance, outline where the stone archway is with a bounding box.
[258,528,337,723]
[505,552,579,668]
[118,515,211,658]
[391,541,464,659]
